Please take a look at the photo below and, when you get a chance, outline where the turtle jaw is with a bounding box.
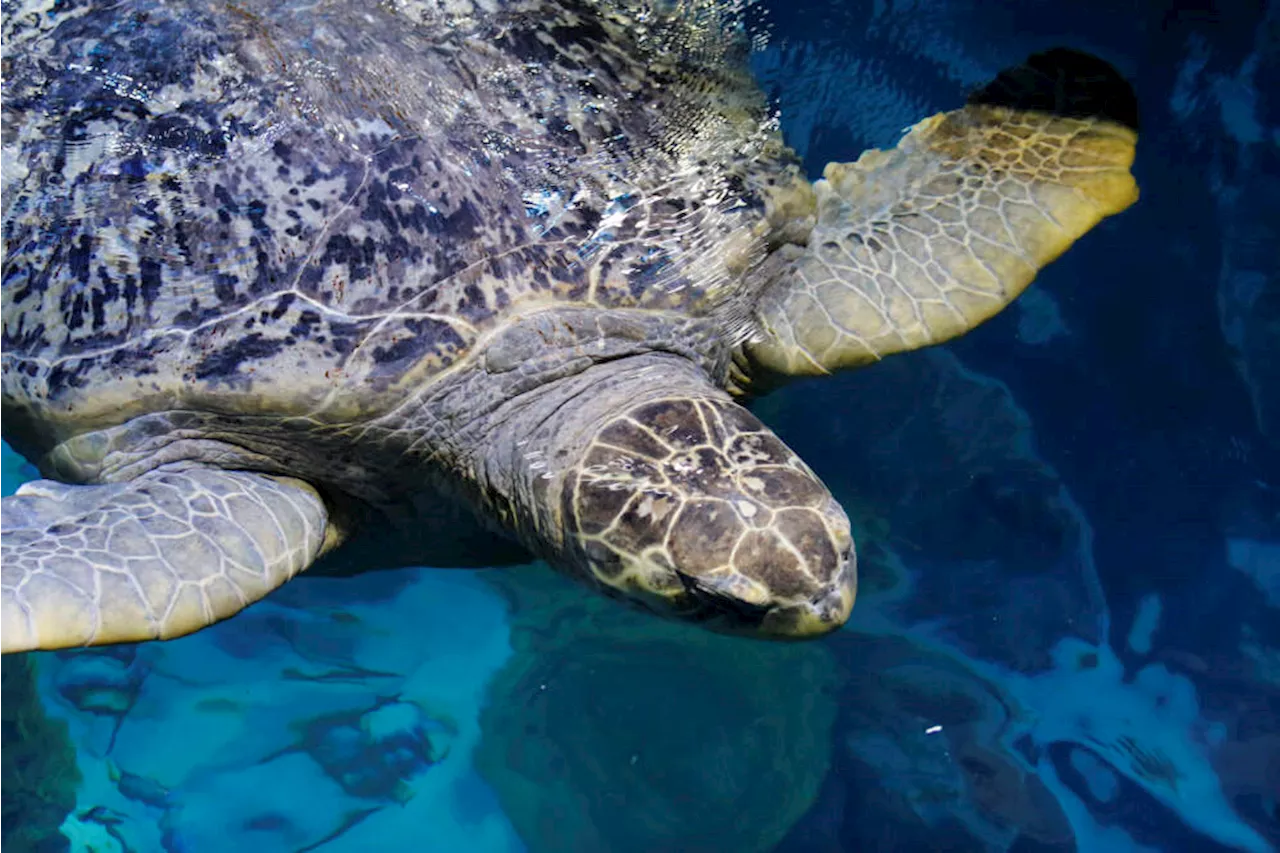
[583,544,856,640]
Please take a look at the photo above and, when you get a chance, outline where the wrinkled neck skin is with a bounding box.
[476,352,724,560]
[385,307,735,564]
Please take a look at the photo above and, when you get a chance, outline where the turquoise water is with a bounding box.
[3,440,526,852]
[3,0,1277,851]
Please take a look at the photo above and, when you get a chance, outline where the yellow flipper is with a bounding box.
[1,470,334,653]
[750,52,1139,375]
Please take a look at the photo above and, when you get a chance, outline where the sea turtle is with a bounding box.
[0,0,1138,653]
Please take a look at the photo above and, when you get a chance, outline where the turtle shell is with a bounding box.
[1,0,793,456]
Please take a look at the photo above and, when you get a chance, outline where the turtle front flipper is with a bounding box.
[1,469,336,653]
[749,49,1139,375]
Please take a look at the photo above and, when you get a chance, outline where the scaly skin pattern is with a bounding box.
[564,394,855,635]
[0,469,329,652]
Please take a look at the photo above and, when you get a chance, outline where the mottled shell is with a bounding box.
[2,0,795,454]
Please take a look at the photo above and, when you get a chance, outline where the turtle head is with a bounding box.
[558,387,855,638]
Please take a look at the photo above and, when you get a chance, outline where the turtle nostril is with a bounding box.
[811,588,846,622]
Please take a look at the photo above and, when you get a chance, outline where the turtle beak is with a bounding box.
[759,577,855,637]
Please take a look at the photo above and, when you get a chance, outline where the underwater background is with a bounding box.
[2,0,1276,851]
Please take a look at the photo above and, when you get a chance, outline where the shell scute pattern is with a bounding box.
[2,0,789,449]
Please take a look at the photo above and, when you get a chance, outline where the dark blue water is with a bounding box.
[3,1,1276,851]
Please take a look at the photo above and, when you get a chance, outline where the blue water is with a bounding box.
[3,0,1277,851]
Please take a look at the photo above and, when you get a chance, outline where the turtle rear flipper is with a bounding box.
[1,469,335,653]
[749,49,1139,375]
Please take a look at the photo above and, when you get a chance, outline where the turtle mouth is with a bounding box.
[674,570,774,629]
[758,587,854,638]
[671,570,851,639]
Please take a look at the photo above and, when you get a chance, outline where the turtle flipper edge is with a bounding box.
[749,49,1139,376]
[1,469,333,653]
